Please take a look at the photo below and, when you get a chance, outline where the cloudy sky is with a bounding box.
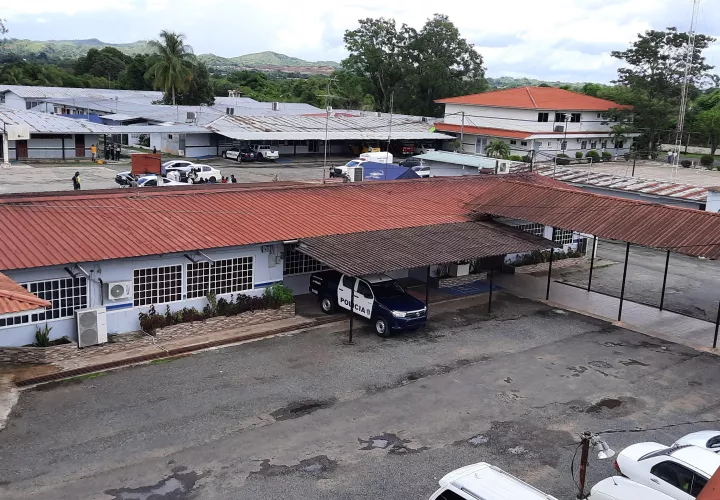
[1,0,718,83]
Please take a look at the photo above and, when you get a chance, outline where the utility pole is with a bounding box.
[460,111,465,152]
[672,0,701,181]
[319,77,338,171]
[387,91,394,162]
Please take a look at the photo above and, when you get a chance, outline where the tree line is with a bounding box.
[0,18,718,154]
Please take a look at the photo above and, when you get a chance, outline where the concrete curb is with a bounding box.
[0,375,19,432]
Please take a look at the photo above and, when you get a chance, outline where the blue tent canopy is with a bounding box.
[362,162,421,181]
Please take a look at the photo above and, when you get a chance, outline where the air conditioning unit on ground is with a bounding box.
[554,125,565,132]
[496,162,510,174]
[76,307,108,348]
[104,281,132,301]
[346,166,364,182]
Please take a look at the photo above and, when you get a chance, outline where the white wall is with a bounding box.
[706,191,720,213]
[2,92,27,110]
[1,243,284,346]
[184,133,217,158]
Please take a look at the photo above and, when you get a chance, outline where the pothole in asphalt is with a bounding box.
[249,455,337,478]
[587,398,622,413]
[104,467,206,500]
[589,361,613,369]
[270,398,336,421]
[619,359,649,367]
[358,433,428,455]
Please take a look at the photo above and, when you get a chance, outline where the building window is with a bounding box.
[520,141,528,146]
[553,228,574,245]
[570,113,581,123]
[537,112,549,122]
[284,244,327,276]
[597,113,602,118]
[561,140,567,151]
[581,141,587,149]
[226,107,234,115]
[590,141,597,149]
[514,222,545,237]
[601,140,607,149]
[547,142,551,147]
[133,265,183,307]
[186,257,253,299]
[510,140,517,145]
[0,277,90,327]
[615,140,624,149]
[554,112,567,122]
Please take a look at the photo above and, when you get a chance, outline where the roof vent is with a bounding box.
[272,102,280,111]
[186,111,196,122]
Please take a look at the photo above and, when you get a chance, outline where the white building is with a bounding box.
[434,86,640,158]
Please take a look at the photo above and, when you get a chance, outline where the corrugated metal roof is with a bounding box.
[99,113,142,122]
[107,124,211,134]
[0,272,50,315]
[0,107,114,134]
[535,166,708,202]
[0,176,500,271]
[0,85,162,102]
[415,151,525,170]
[207,115,452,141]
[469,178,720,259]
[298,221,558,276]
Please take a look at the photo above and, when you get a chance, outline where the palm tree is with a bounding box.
[486,139,510,159]
[145,30,196,105]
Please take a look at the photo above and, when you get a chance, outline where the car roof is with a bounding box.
[669,446,720,476]
[674,431,720,450]
[361,273,394,284]
[439,463,558,500]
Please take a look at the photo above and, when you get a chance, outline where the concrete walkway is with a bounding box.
[494,272,719,351]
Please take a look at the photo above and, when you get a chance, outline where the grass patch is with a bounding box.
[149,357,176,365]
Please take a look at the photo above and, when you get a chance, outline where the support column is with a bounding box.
[659,250,670,311]
[714,299,720,349]
[61,137,66,161]
[587,236,597,291]
[546,247,554,300]
[488,268,494,314]
[348,280,355,344]
[425,266,431,317]
[2,132,9,167]
[618,242,631,321]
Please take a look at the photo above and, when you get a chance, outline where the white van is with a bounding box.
[429,463,559,500]
[360,151,393,163]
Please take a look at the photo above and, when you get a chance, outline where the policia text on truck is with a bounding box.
[309,270,427,336]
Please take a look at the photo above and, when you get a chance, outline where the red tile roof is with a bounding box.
[433,123,532,139]
[436,86,628,111]
[469,178,720,259]
[0,272,51,315]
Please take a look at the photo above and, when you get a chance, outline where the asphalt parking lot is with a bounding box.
[557,239,720,322]
[0,156,349,194]
[1,293,718,499]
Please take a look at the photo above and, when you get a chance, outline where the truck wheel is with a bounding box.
[375,317,390,337]
[257,153,263,160]
[321,296,336,314]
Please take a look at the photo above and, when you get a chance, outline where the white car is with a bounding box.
[590,476,677,500]
[428,462,559,500]
[136,175,184,187]
[162,160,195,170]
[185,165,222,184]
[252,145,279,160]
[415,143,435,154]
[615,442,720,498]
[412,165,431,178]
[674,432,720,454]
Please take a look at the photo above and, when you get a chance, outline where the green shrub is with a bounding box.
[575,151,584,159]
[700,155,714,166]
[511,248,584,266]
[521,155,531,163]
[509,155,524,161]
[601,151,612,160]
[34,324,52,347]
[680,159,692,168]
[555,153,570,165]
[586,150,600,160]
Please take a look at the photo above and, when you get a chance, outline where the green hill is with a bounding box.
[0,38,339,74]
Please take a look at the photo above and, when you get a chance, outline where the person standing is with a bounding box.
[90,144,97,162]
[667,150,673,164]
[116,143,122,161]
[72,171,81,190]
[230,174,237,183]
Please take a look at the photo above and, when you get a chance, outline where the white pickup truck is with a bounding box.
[252,145,279,160]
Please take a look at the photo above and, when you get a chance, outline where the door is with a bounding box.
[74,135,85,157]
[649,461,699,499]
[337,275,355,311]
[15,140,28,159]
[475,137,487,154]
[354,280,374,319]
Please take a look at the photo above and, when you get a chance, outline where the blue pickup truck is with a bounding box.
[309,270,427,337]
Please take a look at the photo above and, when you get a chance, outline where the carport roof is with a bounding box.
[297,221,558,276]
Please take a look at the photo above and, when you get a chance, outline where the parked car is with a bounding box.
[590,476,677,500]
[399,157,424,168]
[162,160,195,170]
[360,151,393,163]
[252,145,279,160]
[674,432,720,454]
[114,171,135,187]
[428,462,559,500]
[401,143,415,155]
[222,147,242,161]
[412,165,431,178]
[615,442,720,498]
[186,165,222,184]
[309,270,426,336]
[329,159,367,178]
[136,175,184,187]
[414,143,435,154]
[239,148,257,161]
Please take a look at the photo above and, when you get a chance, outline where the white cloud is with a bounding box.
[1,0,717,82]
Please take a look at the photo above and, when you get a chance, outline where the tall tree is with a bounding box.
[690,89,720,155]
[611,27,716,152]
[485,140,510,159]
[167,62,215,106]
[145,30,196,105]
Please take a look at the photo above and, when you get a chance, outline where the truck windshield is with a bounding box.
[345,161,360,167]
[371,280,406,298]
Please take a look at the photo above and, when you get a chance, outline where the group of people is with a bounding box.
[193,175,237,184]
[666,150,680,164]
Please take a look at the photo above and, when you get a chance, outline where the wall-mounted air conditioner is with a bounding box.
[76,307,108,348]
[186,112,196,122]
[104,281,132,301]
[271,102,280,111]
[346,166,364,182]
[554,125,564,132]
[497,162,510,174]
